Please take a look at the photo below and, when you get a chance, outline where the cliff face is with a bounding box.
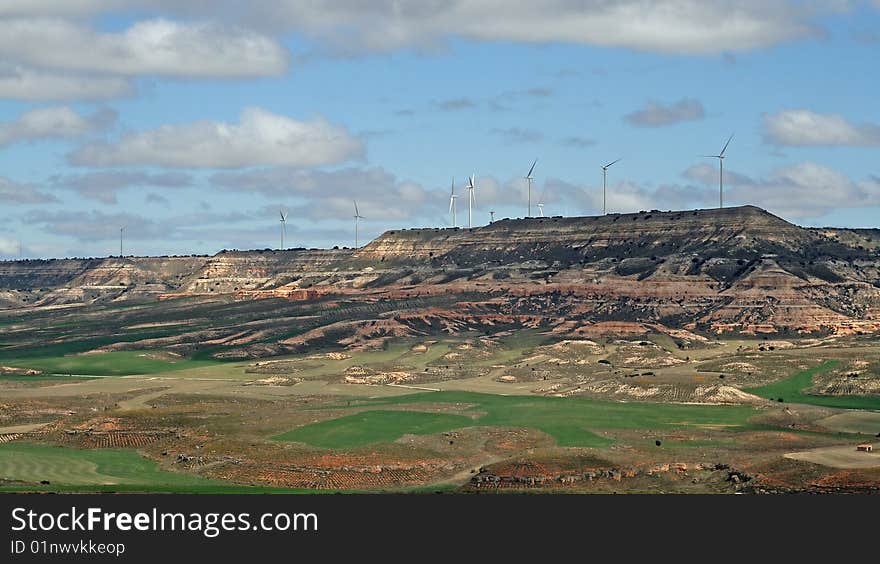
[357,205,812,265]
[0,256,207,306]
[1,206,879,336]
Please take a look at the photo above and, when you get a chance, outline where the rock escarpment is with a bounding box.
[2,206,879,336]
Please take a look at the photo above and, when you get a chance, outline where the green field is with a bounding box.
[746,361,880,410]
[275,410,474,448]
[279,391,758,449]
[6,351,221,376]
[0,443,220,487]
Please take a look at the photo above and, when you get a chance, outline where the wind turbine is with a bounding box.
[448,177,458,227]
[524,159,537,217]
[353,200,364,248]
[119,226,126,257]
[467,174,476,228]
[601,158,621,216]
[489,210,495,223]
[536,187,546,217]
[704,134,733,209]
[279,208,288,250]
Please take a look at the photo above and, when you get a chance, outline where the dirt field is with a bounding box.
[785,444,880,469]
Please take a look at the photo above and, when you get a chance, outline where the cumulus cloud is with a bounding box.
[68,107,364,168]
[762,109,880,146]
[682,163,753,187]
[0,236,19,256]
[0,106,116,147]
[5,1,827,55]
[24,207,256,244]
[0,17,287,78]
[0,1,123,17]
[624,98,705,127]
[25,209,166,242]
[0,176,58,204]
[729,162,880,218]
[0,64,132,101]
[231,0,823,55]
[51,171,193,204]
[684,160,880,218]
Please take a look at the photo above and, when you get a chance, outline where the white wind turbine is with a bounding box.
[119,225,126,257]
[353,200,364,248]
[279,208,288,249]
[448,177,458,227]
[704,134,733,209]
[601,158,621,216]
[467,174,476,228]
[524,159,537,217]
[536,187,547,217]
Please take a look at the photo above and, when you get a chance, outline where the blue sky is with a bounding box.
[1,1,879,258]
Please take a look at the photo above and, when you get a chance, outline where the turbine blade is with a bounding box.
[449,196,454,212]
[720,133,734,156]
[527,159,537,177]
[353,200,359,216]
[605,158,621,168]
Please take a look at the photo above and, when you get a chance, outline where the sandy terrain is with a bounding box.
[784,444,880,469]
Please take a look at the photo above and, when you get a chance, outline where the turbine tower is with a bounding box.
[467,174,476,228]
[119,226,126,257]
[601,158,621,216]
[489,210,495,223]
[353,200,364,248]
[524,159,537,217]
[536,187,546,217]
[448,177,458,227]
[279,208,288,250]
[704,134,733,209]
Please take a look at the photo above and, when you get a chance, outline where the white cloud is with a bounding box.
[0,64,133,101]
[0,17,287,78]
[624,98,705,127]
[0,176,58,204]
[0,106,115,147]
[0,237,17,256]
[211,166,439,221]
[68,107,364,168]
[0,1,124,17]
[0,1,828,55]
[51,171,192,204]
[236,0,824,55]
[731,162,861,217]
[686,161,880,218]
[682,163,753,186]
[763,109,880,146]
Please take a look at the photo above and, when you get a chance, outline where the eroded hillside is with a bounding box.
[2,206,880,339]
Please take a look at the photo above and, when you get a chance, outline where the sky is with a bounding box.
[0,0,879,259]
